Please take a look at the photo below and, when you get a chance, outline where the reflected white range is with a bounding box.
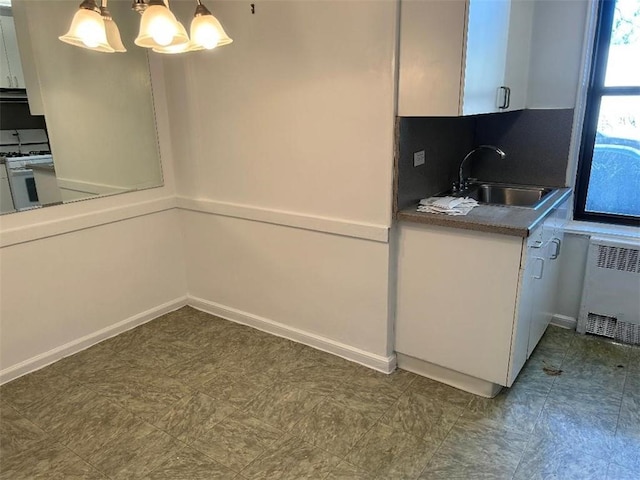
[0,128,53,213]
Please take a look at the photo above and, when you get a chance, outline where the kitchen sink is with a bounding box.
[445,182,554,208]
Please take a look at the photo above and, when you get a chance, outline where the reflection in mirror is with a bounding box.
[0,0,163,215]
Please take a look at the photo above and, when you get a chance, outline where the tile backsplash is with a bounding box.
[473,109,574,187]
[396,109,574,211]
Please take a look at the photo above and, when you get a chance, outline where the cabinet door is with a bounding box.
[507,227,541,385]
[462,0,511,115]
[503,0,535,111]
[396,223,523,386]
[527,239,550,357]
[1,16,24,88]
[527,208,566,357]
[398,0,467,116]
[0,18,13,88]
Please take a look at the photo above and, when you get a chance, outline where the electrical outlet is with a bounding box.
[413,150,425,167]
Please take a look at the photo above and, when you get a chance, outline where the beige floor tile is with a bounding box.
[3,310,638,480]
[0,438,107,480]
[424,418,528,478]
[143,445,236,479]
[606,462,639,480]
[88,421,184,480]
[461,381,549,434]
[512,434,610,480]
[240,434,341,480]
[324,460,374,480]
[153,391,237,443]
[293,398,378,456]
[346,422,437,479]
[243,383,322,430]
[0,405,48,458]
[190,410,284,472]
[380,389,463,442]
[408,375,474,409]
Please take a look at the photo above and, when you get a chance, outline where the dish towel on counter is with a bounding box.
[417,196,479,216]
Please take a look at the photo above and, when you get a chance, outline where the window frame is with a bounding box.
[574,0,640,227]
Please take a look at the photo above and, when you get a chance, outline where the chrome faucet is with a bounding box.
[457,145,506,190]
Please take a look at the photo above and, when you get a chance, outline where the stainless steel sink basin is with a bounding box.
[443,182,554,208]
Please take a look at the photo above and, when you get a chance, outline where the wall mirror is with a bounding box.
[0,0,163,215]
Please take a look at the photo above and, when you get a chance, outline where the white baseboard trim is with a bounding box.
[550,314,578,330]
[177,196,390,244]
[0,296,188,385]
[188,295,396,374]
[397,353,502,398]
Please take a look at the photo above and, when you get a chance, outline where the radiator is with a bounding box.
[577,236,640,345]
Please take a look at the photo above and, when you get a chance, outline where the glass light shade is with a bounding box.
[103,16,126,52]
[135,4,189,49]
[59,7,114,53]
[190,14,232,50]
[152,21,203,54]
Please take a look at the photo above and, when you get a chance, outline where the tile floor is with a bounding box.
[1,306,638,479]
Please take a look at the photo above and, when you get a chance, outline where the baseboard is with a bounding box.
[188,295,396,374]
[0,296,188,385]
[397,353,502,398]
[550,314,578,330]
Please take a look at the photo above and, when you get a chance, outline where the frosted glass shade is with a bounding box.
[103,16,126,52]
[152,21,203,54]
[135,4,189,49]
[190,14,232,50]
[59,7,114,53]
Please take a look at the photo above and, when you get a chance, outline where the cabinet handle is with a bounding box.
[550,238,562,260]
[505,87,511,109]
[498,86,509,109]
[534,257,545,279]
[13,76,18,88]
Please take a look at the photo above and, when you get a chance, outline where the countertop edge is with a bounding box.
[397,188,572,238]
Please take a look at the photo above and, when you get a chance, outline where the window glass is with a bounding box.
[585,96,640,216]
[604,0,640,86]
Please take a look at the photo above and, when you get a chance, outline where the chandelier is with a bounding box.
[59,0,232,54]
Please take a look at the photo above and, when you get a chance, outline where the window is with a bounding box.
[575,0,640,226]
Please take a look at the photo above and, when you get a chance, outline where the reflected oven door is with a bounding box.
[7,168,40,210]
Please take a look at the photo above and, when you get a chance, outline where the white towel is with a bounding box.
[417,196,478,216]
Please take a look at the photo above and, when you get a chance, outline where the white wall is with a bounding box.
[0,210,186,380]
[167,0,397,225]
[183,211,392,364]
[165,0,398,367]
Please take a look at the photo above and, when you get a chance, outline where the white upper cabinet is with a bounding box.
[0,15,25,89]
[398,0,534,117]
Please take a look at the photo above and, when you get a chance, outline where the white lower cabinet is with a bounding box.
[395,205,566,395]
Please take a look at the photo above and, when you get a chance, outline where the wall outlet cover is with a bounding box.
[414,150,425,167]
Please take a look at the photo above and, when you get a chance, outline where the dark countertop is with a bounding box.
[397,188,572,237]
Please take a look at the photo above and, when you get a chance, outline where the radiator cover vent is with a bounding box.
[585,313,640,345]
[596,245,640,273]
